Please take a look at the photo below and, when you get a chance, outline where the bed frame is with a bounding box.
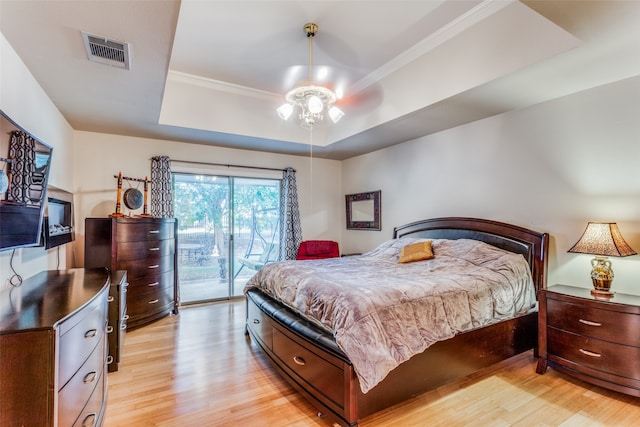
[245,217,549,426]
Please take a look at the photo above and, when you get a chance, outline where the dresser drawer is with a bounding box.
[126,282,175,319]
[272,326,345,413]
[72,369,105,427]
[58,339,106,427]
[126,270,174,297]
[548,298,640,346]
[115,239,175,262]
[115,221,174,242]
[548,327,640,379]
[59,296,107,388]
[247,297,274,350]
[107,273,127,372]
[117,254,174,280]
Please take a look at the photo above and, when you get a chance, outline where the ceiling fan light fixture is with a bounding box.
[277,23,344,129]
[277,103,294,120]
[307,95,324,114]
[328,106,344,123]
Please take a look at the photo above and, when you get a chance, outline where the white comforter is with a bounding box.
[244,238,536,393]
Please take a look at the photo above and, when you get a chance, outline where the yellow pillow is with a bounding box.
[398,240,434,264]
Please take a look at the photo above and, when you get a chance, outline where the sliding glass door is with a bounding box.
[231,177,281,296]
[173,173,280,304]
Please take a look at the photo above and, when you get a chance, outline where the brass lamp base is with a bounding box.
[590,288,614,299]
[591,278,614,299]
[590,256,614,298]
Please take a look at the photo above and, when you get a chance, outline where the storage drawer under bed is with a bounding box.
[271,325,346,413]
[247,294,353,419]
[246,297,274,350]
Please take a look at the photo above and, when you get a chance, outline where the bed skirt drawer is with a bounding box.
[245,288,356,425]
[272,326,346,415]
[246,297,273,350]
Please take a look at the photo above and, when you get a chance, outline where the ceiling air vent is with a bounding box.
[81,32,131,70]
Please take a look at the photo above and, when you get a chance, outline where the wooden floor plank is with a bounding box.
[105,300,640,426]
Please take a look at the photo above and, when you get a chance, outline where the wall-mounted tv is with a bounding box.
[43,188,74,249]
[0,110,53,252]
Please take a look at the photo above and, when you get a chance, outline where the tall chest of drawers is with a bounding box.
[0,269,110,427]
[537,284,640,397]
[85,217,178,330]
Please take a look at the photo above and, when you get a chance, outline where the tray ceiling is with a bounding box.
[1,0,639,160]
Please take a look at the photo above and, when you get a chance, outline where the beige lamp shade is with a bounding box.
[569,222,636,297]
[568,222,636,257]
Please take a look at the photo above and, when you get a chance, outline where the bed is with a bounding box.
[244,217,548,426]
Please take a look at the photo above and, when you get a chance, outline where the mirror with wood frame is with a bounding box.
[345,190,381,230]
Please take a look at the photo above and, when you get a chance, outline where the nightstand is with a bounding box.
[537,284,640,397]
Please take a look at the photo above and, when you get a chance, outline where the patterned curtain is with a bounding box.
[150,156,173,217]
[8,131,36,205]
[279,167,302,260]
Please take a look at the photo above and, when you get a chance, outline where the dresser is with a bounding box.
[0,269,110,427]
[537,284,640,397]
[85,217,178,330]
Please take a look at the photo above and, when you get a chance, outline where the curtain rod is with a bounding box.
[168,159,294,173]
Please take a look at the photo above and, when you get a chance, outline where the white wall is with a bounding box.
[0,33,76,289]
[1,30,342,289]
[4,24,640,297]
[73,131,342,266]
[342,76,640,296]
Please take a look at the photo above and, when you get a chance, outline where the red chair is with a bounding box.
[296,240,340,260]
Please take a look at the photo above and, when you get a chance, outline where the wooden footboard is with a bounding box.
[246,288,537,426]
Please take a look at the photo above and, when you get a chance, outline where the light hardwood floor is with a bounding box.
[105,300,640,426]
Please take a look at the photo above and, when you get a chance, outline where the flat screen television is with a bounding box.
[0,110,53,252]
[43,189,75,249]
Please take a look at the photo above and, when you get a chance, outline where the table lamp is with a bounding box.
[568,222,636,297]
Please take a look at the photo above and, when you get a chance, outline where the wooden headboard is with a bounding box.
[393,217,549,291]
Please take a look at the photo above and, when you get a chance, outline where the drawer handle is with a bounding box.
[82,413,97,427]
[124,314,130,320]
[108,295,115,302]
[149,247,160,251]
[293,356,306,366]
[121,323,127,331]
[148,264,160,269]
[83,371,97,384]
[106,325,114,334]
[148,281,160,287]
[149,230,160,234]
[149,299,159,304]
[579,348,602,358]
[253,319,260,324]
[106,355,114,365]
[84,329,97,339]
[579,319,602,327]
